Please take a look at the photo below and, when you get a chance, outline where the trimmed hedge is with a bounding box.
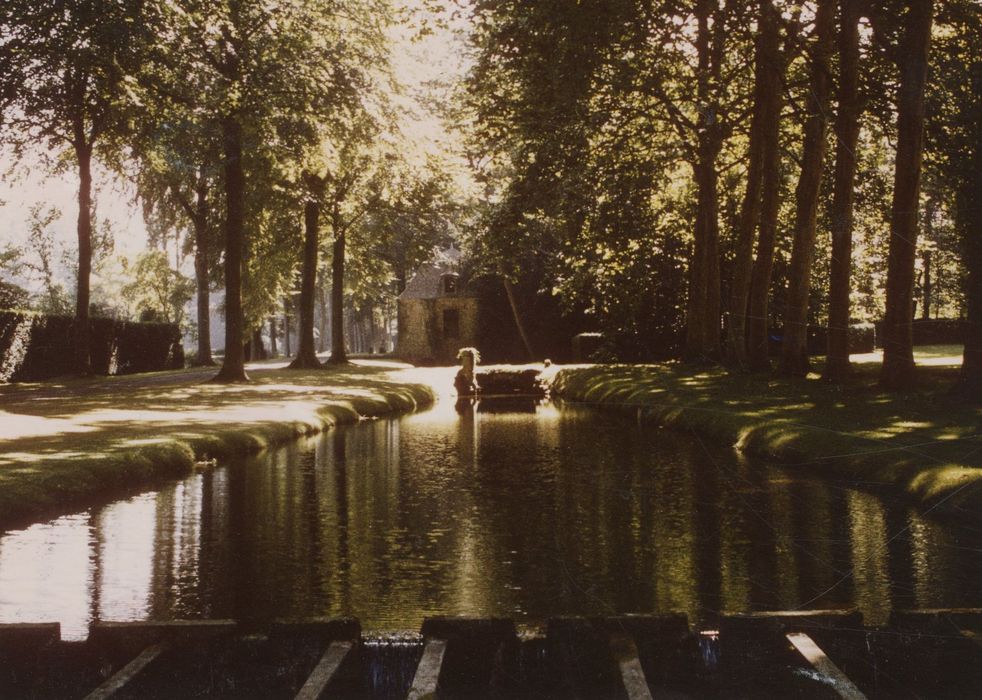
[0,310,184,382]
[768,323,877,356]
[873,318,966,348]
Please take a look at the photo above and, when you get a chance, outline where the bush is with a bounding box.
[767,323,877,356]
[873,318,965,347]
[0,311,184,382]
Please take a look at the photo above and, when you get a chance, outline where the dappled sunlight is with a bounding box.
[0,360,440,512]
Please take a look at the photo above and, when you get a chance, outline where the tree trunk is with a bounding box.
[317,277,328,353]
[290,177,324,369]
[955,62,982,398]
[503,274,534,360]
[328,231,348,365]
[881,0,934,390]
[283,296,292,357]
[685,0,723,363]
[74,141,93,375]
[726,0,779,369]
[251,328,265,360]
[824,0,863,383]
[269,316,277,357]
[922,248,932,320]
[779,0,835,377]
[213,115,249,382]
[747,17,786,372]
[192,180,214,366]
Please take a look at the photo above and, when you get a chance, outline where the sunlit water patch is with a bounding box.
[2,400,981,640]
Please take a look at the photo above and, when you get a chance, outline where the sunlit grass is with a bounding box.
[0,360,436,529]
[552,345,982,517]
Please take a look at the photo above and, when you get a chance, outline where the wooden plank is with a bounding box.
[609,633,654,700]
[786,632,867,700]
[407,638,447,700]
[83,643,167,700]
[294,640,353,700]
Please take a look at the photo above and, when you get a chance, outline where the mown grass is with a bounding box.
[551,346,982,517]
[0,360,434,529]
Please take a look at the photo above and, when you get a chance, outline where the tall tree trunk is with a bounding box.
[727,0,779,369]
[881,0,934,390]
[317,277,328,353]
[825,0,863,383]
[74,141,93,375]
[747,19,786,372]
[685,0,723,362]
[251,328,265,360]
[955,62,982,397]
[269,317,277,357]
[503,274,535,360]
[779,0,835,377]
[213,115,248,382]
[921,248,932,320]
[283,296,292,357]
[192,179,214,366]
[328,230,348,365]
[290,176,324,369]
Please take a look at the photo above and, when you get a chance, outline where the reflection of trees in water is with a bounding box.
[28,406,982,634]
[847,492,892,625]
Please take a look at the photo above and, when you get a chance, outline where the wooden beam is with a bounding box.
[609,633,654,700]
[408,638,447,700]
[786,632,866,700]
[83,643,167,700]
[294,640,353,700]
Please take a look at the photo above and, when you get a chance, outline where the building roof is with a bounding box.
[399,247,464,300]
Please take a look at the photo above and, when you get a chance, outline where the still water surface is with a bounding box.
[2,399,981,640]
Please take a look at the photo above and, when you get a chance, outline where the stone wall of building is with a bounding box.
[397,296,478,364]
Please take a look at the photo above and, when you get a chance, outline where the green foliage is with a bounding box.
[121,250,194,326]
[0,309,183,382]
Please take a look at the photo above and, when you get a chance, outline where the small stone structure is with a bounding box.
[396,247,479,365]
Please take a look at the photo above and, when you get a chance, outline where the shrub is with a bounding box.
[0,311,184,382]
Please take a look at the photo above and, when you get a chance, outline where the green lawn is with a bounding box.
[551,346,982,517]
[0,360,434,529]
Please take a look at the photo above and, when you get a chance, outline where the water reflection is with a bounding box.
[1,401,981,640]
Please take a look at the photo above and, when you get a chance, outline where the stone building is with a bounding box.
[396,247,478,364]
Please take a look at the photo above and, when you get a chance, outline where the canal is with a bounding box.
[2,398,981,640]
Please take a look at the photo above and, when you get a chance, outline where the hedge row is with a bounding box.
[0,311,184,382]
[873,318,966,348]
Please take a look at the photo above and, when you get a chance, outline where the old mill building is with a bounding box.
[396,246,478,365]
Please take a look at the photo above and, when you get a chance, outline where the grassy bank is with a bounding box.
[551,347,982,517]
[0,360,434,530]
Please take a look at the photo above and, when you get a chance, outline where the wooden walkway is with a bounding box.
[1,609,981,698]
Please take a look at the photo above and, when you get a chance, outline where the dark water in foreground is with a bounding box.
[2,399,981,640]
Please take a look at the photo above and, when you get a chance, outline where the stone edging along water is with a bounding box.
[548,366,982,519]
[0,382,435,531]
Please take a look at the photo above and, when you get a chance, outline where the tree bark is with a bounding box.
[290,174,324,369]
[747,19,786,372]
[779,0,835,377]
[727,0,779,369]
[192,179,215,366]
[283,296,292,357]
[328,229,348,364]
[880,0,934,390]
[955,62,982,398]
[213,115,249,382]
[269,316,277,357]
[685,0,723,362]
[824,0,863,383]
[74,141,93,375]
[317,277,328,353]
[921,248,932,320]
[503,274,535,360]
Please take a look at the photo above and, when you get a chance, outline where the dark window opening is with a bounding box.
[443,275,458,295]
[443,309,460,339]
